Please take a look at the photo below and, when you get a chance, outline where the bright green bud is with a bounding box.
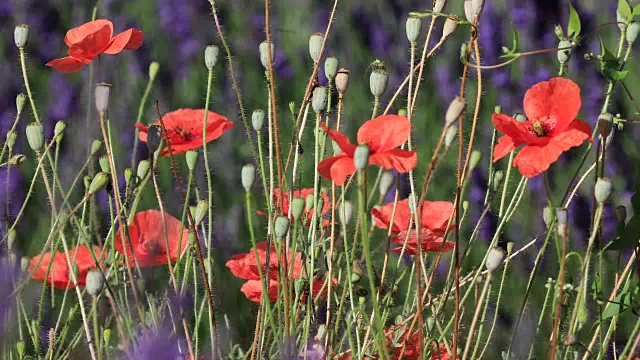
[88,172,109,194]
[103,329,112,346]
[16,341,25,358]
[16,94,26,114]
[205,45,220,69]
[288,101,295,115]
[305,194,315,212]
[148,61,160,81]
[124,168,133,185]
[469,150,482,171]
[186,150,199,171]
[99,155,110,173]
[54,121,66,141]
[7,229,16,251]
[137,160,150,180]
[91,140,102,156]
[6,131,17,151]
[26,122,44,152]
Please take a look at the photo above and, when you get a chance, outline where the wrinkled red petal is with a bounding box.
[371,198,412,234]
[104,28,143,54]
[67,24,113,61]
[64,19,113,47]
[368,149,417,173]
[492,113,536,144]
[392,229,453,255]
[241,279,279,303]
[318,154,356,186]
[523,77,581,135]
[29,251,71,289]
[321,122,356,156]
[226,253,260,280]
[357,115,412,153]
[493,135,516,162]
[421,201,455,233]
[45,56,87,73]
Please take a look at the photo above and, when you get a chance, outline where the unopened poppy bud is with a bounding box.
[274,216,290,239]
[259,40,275,69]
[406,16,422,43]
[16,94,26,114]
[288,101,296,115]
[316,197,324,215]
[98,155,110,173]
[89,172,109,194]
[309,32,324,63]
[305,194,315,212]
[54,121,66,141]
[340,201,353,225]
[616,205,627,222]
[6,131,17,151]
[354,144,370,171]
[103,329,111,346]
[514,113,527,122]
[16,341,25,358]
[85,270,104,297]
[95,83,111,113]
[464,0,485,23]
[324,57,339,80]
[137,160,150,180]
[312,86,328,114]
[379,171,395,197]
[627,22,640,44]
[335,68,349,95]
[252,109,265,131]
[124,168,133,185]
[241,164,255,191]
[20,257,29,273]
[26,122,44,152]
[186,150,199,171]
[445,96,466,126]
[445,125,457,148]
[426,317,436,332]
[14,24,29,48]
[486,247,505,272]
[146,125,163,154]
[291,198,305,221]
[469,150,481,171]
[148,61,160,81]
[543,206,553,228]
[7,229,16,251]
[492,170,504,192]
[358,296,366,305]
[350,272,361,283]
[91,140,102,156]
[194,200,208,225]
[9,154,26,166]
[441,18,457,40]
[595,178,613,204]
[598,113,613,139]
[205,45,219,69]
[369,68,388,98]
[557,40,572,64]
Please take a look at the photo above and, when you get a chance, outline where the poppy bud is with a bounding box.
[598,113,613,139]
[83,175,91,190]
[486,247,505,272]
[628,22,640,44]
[514,113,527,122]
[146,125,163,154]
[91,140,102,156]
[14,24,29,48]
[259,40,275,69]
[194,199,208,225]
[137,160,150,180]
[26,122,44,152]
[335,68,349,95]
[205,45,219,70]
[542,206,553,228]
[7,229,16,251]
[433,0,445,12]
[124,168,133,186]
[9,154,26,166]
[305,194,315,212]
[89,172,110,195]
[16,341,25,358]
[16,94,26,114]
[241,164,255,191]
[54,121,66,141]
[397,108,407,117]
[469,150,481,171]
[358,296,366,305]
[406,16,422,43]
[312,86,328,114]
[324,57,339,80]
[369,68,388,98]
[86,270,104,297]
[445,125,457,148]
[95,83,111,113]
[557,40,572,64]
[464,0,485,23]
[379,171,395,197]
[594,178,613,204]
[340,201,353,225]
[354,144,370,171]
[20,257,29,273]
[6,131,17,151]
[274,216,290,239]
[252,109,265,132]
[492,170,504,192]
[98,155,110,173]
[186,150,199,172]
[103,329,111,346]
[148,61,160,81]
[445,96,466,126]
[316,197,324,215]
[309,32,324,63]
[616,205,627,222]
[291,198,305,221]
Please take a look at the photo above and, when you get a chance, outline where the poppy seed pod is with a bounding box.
[433,0,445,12]
[597,113,613,139]
[312,86,328,114]
[99,155,110,173]
[305,194,315,212]
[445,125,458,148]
[20,257,29,273]
[441,18,458,41]
[205,45,219,69]
[88,172,110,194]
[194,199,208,225]
[616,205,627,222]
[445,96,466,126]
[7,229,16,251]
[486,247,505,272]
[252,109,265,132]
[335,68,349,95]
[354,145,370,171]
[241,164,256,191]
[148,61,160,81]
[6,131,17,151]
[16,93,26,113]
[309,32,324,63]
[406,16,422,43]
[95,83,111,113]
[379,171,395,197]
[628,22,640,44]
[543,206,553,228]
[274,216,290,239]
[91,140,102,156]
[85,270,104,297]
[145,125,163,154]
[492,170,504,192]
[464,0,485,23]
[469,150,482,171]
[339,201,353,225]
[259,40,275,69]
[557,40,572,64]
[14,24,29,48]
[324,57,339,80]
[137,159,150,180]
[369,68,388,98]
[595,178,614,204]
[26,122,44,152]
[9,154,26,166]
[186,150,199,172]
[291,198,305,221]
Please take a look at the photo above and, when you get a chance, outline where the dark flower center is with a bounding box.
[143,240,163,256]
[174,126,194,142]
[531,121,546,136]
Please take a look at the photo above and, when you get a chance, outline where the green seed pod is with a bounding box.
[557,40,572,64]
[291,198,305,221]
[85,270,105,297]
[16,94,26,114]
[194,199,208,225]
[426,317,436,332]
[137,160,150,180]
[445,96,466,126]
[54,121,66,141]
[486,247,505,272]
[598,113,613,139]
[148,61,160,81]
[358,296,366,305]
[186,150,199,172]
[20,257,29,273]
[259,40,275,69]
[316,197,324,215]
[26,122,44,152]
[205,45,220,69]
[353,144,370,171]
[462,200,469,213]
[406,16,422,43]
[595,178,613,204]
[379,171,395,197]
[9,154,26,166]
[274,216,290,239]
[492,170,504,192]
[103,328,112,346]
[99,155,110,173]
[7,229,16,251]
[469,150,482,171]
[16,341,25,358]
[339,201,353,225]
[88,172,110,194]
[91,140,102,156]
[309,32,324,63]
[6,131,17,151]
[335,68,349,95]
[124,168,133,186]
[14,24,29,48]
[94,83,111,113]
[312,86,328,114]
[445,125,457,148]
[369,68,388,98]
[146,125,163,154]
[350,272,361,283]
[324,57,339,80]
[241,164,256,191]
[305,194,315,212]
[252,109,265,132]
[288,101,295,115]
[628,22,640,44]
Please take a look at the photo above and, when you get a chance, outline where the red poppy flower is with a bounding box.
[372,198,454,255]
[318,115,418,185]
[46,19,143,73]
[241,279,279,303]
[258,188,331,226]
[136,109,234,156]
[114,210,189,267]
[492,77,592,178]
[385,325,457,360]
[29,246,103,289]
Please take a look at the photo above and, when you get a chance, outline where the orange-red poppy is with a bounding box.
[318,115,417,185]
[114,210,189,267]
[136,109,234,156]
[29,246,103,289]
[492,77,592,178]
[372,198,454,255]
[46,19,143,73]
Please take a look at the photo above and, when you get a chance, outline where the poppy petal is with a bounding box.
[104,28,144,54]
[492,113,536,144]
[368,149,417,173]
[45,56,87,73]
[371,198,412,234]
[29,251,71,289]
[523,77,581,135]
[493,135,516,162]
[420,201,455,233]
[64,19,114,47]
[357,115,411,153]
[226,253,260,280]
[67,24,113,61]
[321,122,356,156]
[241,279,279,303]
[318,154,356,186]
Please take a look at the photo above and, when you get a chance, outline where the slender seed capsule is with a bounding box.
[406,16,422,43]
[148,61,160,81]
[241,164,256,191]
[16,94,26,114]
[259,40,275,69]
[335,68,349,95]
[26,122,44,152]
[291,198,305,221]
[95,83,111,113]
[324,57,339,80]
[186,150,199,172]
[205,45,219,69]
[274,216,290,239]
[194,200,208,225]
[14,25,29,48]
[594,178,614,204]
[252,109,265,132]
[309,32,324,63]
[354,145,370,171]
[312,86,328,114]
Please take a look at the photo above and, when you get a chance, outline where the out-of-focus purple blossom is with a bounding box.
[0,256,19,344]
[0,168,23,235]
[157,0,200,79]
[126,328,185,360]
[352,8,392,57]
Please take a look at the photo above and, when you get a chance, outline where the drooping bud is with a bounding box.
[91,140,102,156]
[543,206,553,228]
[616,205,627,222]
[492,170,504,192]
[16,94,26,114]
[379,171,395,197]
[335,68,349,95]
[469,150,481,171]
[137,160,150,180]
[594,178,614,204]
[598,113,613,139]
[312,86,328,114]
[9,154,26,166]
[145,125,163,154]
[324,57,339,80]
[95,83,111,113]
[309,32,324,63]
[445,96,466,126]
[54,121,66,142]
[241,164,256,191]
[186,150,199,171]
[99,155,110,173]
[369,68,388,98]
[7,229,16,251]
[20,257,29,273]
[6,131,17,151]
[148,61,160,81]
[85,270,105,297]
[339,201,353,225]
[14,25,29,48]
[557,40,572,64]
[445,125,457,148]
[259,40,275,69]
[88,172,110,194]
[627,22,640,44]
[291,198,305,221]
[406,16,422,43]
[464,0,485,23]
[252,109,265,132]
[26,122,44,152]
[274,216,290,239]
[354,145,370,171]
[486,247,505,272]
[205,45,219,70]
[433,0,445,12]
[194,200,208,225]
[305,194,315,212]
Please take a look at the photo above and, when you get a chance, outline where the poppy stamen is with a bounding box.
[531,120,546,137]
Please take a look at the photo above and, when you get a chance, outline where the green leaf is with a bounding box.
[568,1,581,37]
[599,38,627,81]
[511,26,519,53]
[619,0,632,21]
[592,273,602,302]
[634,4,640,17]
[602,286,638,320]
